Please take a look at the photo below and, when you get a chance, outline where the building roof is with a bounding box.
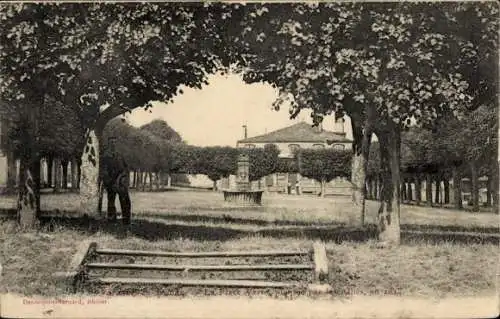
[237,121,352,144]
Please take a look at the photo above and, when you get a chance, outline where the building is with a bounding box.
[220,118,353,195]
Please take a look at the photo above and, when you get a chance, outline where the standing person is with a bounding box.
[295,180,300,195]
[101,137,131,225]
[287,181,291,195]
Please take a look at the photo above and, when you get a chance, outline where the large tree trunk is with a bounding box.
[320,179,326,198]
[213,179,217,191]
[17,96,41,228]
[377,126,401,246]
[167,174,172,188]
[17,157,41,228]
[452,166,463,209]
[350,111,374,226]
[470,161,480,212]
[79,129,102,218]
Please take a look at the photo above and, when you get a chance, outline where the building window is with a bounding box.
[332,144,345,151]
[312,144,325,149]
[288,144,300,155]
[264,143,277,150]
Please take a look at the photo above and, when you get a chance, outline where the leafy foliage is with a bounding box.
[298,149,351,183]
[192,146,239,182]
[0,3,245,138]
[140,119,183,143]
[101,118,185,175]
[2,96,84,160]
[236,2,495,130]
[242,143,280,181]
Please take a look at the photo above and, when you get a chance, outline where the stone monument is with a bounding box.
[223,153,263,205]
[236,153,250,191]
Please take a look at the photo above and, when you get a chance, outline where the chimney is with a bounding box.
[242,125,248,139]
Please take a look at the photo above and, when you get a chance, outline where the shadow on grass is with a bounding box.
[0,212,377,243]
[1,210,498,245]
[139,211,500,235]
[141,212,338,227]
[129,188,180,193]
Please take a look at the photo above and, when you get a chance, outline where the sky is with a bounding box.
[126,72,353,147]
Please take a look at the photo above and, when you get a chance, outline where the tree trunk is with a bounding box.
[46,155,53,188]
[320,179,325,197]
[470,161,480,212]
[452,166,463,209]
[373,176,379,200]
[76,160,81,189]
[6,151,17,192]
[70,158,78,190]
[425,174,433,206]
[415,176,421,205]
[135,171,141,189]
[368,178,375,200]
[53,157,62,192]
[491,163,499,213]
[434,178,441,205]
[401,181,407,203]
[61,159,68,189]
[167,174,172,188]
[486,176,492,207]
[350,111,374,226]
[377,126,401,246]
[213,180,217,191]
[141,172,147,191]
[149,172,154,191]
[444,179,450,204]
[156,172,161,190]
[364,178,370,200]
[406,179,413,202]
[79,129,102,218]
[17,157,41,228]
[370,178,375,200]
[132,171,137,189]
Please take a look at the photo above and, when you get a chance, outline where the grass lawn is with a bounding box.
[0,189,498,298]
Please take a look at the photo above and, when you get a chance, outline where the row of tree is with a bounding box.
[1,3,497,245]
[102,119,353,192]
[365,101,498,212]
